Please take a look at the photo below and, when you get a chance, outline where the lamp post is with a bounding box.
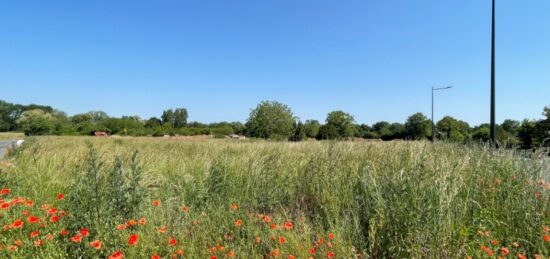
[432,86,453,142]
[490,0,496,145]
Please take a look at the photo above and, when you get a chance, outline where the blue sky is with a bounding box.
[1,1,549,125]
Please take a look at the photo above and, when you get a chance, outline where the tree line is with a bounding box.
[1,99,549,149]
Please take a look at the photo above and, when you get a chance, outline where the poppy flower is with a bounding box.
[263,215,271,223]
[60,229,69,236]
[47,208,57,215]
[176,249,184,255]
[481,245,494,256]
[116,224,126,231]
[151,255,160,259]
[210,256,217,259]
[288,255,295,259]
[128,233,139,246]
[27,215,40,223]
[14,240,23,246]
[327,251,335,258]
[279,236,287,245]
[139,218,147,225]
[1,202,10,210]
[328,233,335,240]
[57,193,65,200]
[158,226,166,233]
[169,237,177,246]
[59,210,66,216]
[80,228,89,237]
[0,188,10,195]
[70,234,82,243]
[90,240,102,249]
[216,244,224,251]
[227,250,235,257]
[544,234,550,242]
[181,206,189,213]
[270,224,277,230]
[109,251,124,259]
[26,200,34,206]
[255,236,261,244]
[518,254,527,259]
[501,247,509,256]
[309,248,315,255]
[543,225,550,232]
[490,239,499,246]
[283,221,293,230]
[153,200,160,207]
[127,219,137,227]
[50,215,60,223]
[46,234,54,240]
[11,219,23,228]
[235,219,243,227]
[22,210,30,216]
[231,203,238,211]
[7,245,17,251]
[34,240,44,246]
[30,231,40,238]
[272,249,280,257]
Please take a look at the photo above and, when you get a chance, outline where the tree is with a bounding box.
[145,117,162,128]
[289,121,306,142]
[16,109,56,135]
[245,101,295,139]
[161,109,174,125]
[543,105,550,120]
[324,111,355,139]
[501,119,520,136]
[518,120,536,149]
[303,120,320,139]
[436,116,470,142]
[162,108,188,128]
[404,113,431,140]
[317,124,339,140]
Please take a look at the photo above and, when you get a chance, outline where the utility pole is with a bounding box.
[490,0,496,145]
[431,86,453,142]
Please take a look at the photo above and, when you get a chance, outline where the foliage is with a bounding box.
[404,112,431,140]
[16,109,56,136]
[303,120,321,139]
[245,101,295,139]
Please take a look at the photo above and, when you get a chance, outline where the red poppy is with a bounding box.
[327,251,335,258]
[57,193,65,200]
[270,223,277,230]
[139,218,147,225]
[288,255,295,259]
[127,219,137,226]
[7,245,17,251]
[501,247,509,256]
[60,229,69,236]
[328,232,335,240]
[11,219,23,228]
[544,234,550,242]
[231,203,238,211]
[216,244,224,251]
[263,215,271,223]
[34,239,44,246]
[235,219,243,227]
[481,245,494,256]
[116,224,126,231]
[30,231,40,238]
[47,207,57,215]
[309,248,315,255]
[1,202,10,210]
[50,215,60,223]
[490,239,499,246]
[211,256,217,259]
[272,249,280,257]
[70,234,82,243]
[0,188,10,195]
[169,237,177,246]
[159,226,166,233]
[27,215,40,223]
[518,254,527,259]
[109,251,124,259]
[283,221,293,230]
[128,233,139,246]
[153,200,160,207]
[46,234,54,240]
[227,250,235,257]
[80,228,89,237]
[279,236,287,245]
[255,236,261,244]
[151,255,160,259]
[181,206,189,213]
[90,240,102,249]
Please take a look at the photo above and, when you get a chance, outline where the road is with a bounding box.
[0,140,16,159]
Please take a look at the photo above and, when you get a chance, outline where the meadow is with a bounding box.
[0,136,549,258]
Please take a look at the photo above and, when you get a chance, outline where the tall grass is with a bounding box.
[1,136,548,258]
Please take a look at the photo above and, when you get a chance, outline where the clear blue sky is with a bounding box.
[1,1,549,125]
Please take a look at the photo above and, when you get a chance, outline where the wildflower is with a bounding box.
[153,200,160,207]
[328,232,335,240]
[47,207,57,215]
[116,224,126,230]
[158,226,166,233]
[211,256,217,259]
[127,219,137,226]
[318,238,325,245]
[30,231,40,238]
[80,228,90,237]
[90,240,102,249]
[11,219,23,228]
[543,225,550,232]
[26,200,34,206]
[501,247,509,256]
[273,249,280,257]
[151,255,160,259]
[309,247,316,255]
[139,218,147,225]
[59,210,66,216]
[46,234,54,240]
[518,254,527,259]
[235,219,243,227]
[1,202,10,210]
[27,215,40,223]
[57,193,65,200]
[209,247,216,253]
[34,239,44,246]
[490,239,499,246]
[14,240,23,246]
[8,245,17,251]
[128,233,139,246]
[327,251,335,258]
[481,245,494,256]
[288,255,295,259]
[60,229,69,236]
[270,223,277,229]
[176,249,184,255]
[70,234,82,243]
[231,203,238,211]
[263,215,271,223]
[50,215,60,223]
[22,210,30,215]
[169,237,177,246]
[279,236,287,245]
[255,236,261,244]
[109,251,124,259]
[283,221,293,230]
[0,188,10,195]
[544,234,550,242]
[217,244,224,251]
[227,250,235,257]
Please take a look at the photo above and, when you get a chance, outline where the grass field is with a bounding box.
[0,136,549,258]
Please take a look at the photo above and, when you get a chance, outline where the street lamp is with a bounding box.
[432,86,453,142]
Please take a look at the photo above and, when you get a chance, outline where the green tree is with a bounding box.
[173,108,188,128]
[289,121,306,142]
[325,111,355,139]
[16,109,56,135]
[518,120,536,149]
[436,116,470,142]
[303,120,321,139]
[245,101,295,139]
[145,117,162,128]
[404,113,431,140]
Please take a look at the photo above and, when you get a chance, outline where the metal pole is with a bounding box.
[431,87,435,142]
[490,0,496,145]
